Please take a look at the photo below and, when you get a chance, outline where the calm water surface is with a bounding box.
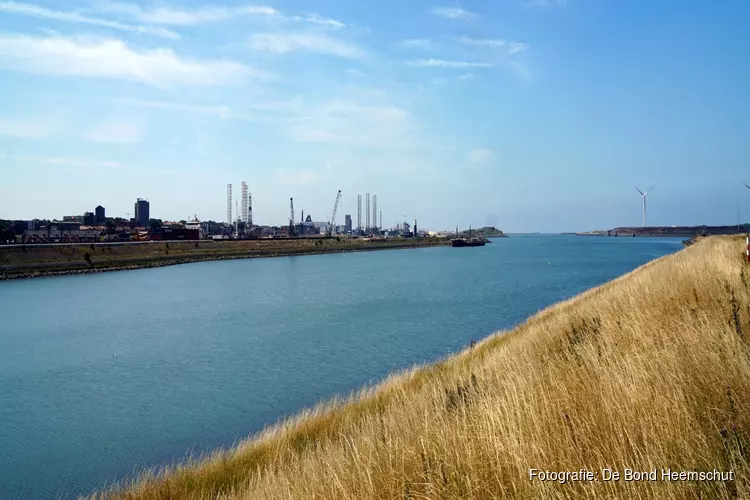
[0,235,684,499]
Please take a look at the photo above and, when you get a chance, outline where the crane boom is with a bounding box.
[289,197,295,236]
[326,190,342,237]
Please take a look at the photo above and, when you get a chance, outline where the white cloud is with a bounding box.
[0,113,64,138]
[457,37,530,55]
[408,58,493,69]
[0,1,179,39]
[431,6,476,20]
[248,33,362,58]
[91,1,279,25]
[114,98,253,121]
[83,114,145,144]
[2,152,121,169]
[468,148,494,164]
[502,59,533,81]
[292,13,347,28]
[43,156,122,169]
[92,2,347,29]
[0,34,261,88]
[286,99,414,148]
[398,38,434,50]
[526,0,566,6]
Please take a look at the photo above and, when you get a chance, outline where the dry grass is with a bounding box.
[92,236,750,500]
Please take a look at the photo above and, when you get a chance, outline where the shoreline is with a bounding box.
[88,237,748,500]
[0,238,450,281]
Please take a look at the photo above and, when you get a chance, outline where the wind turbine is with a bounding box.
[634,185,654,228]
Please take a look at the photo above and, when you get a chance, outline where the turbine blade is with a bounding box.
[742,182,750,191]
[646,185,655,194]
[634,186,645,196]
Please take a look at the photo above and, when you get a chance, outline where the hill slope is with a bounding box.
[95,236,749,499]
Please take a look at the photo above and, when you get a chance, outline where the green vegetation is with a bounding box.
[0,219,24,244]
[461,226,506,237]
[91,236,749,499]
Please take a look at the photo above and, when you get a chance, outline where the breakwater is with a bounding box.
[0,237,450,280]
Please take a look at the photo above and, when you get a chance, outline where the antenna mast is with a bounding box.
[289,197,295,237]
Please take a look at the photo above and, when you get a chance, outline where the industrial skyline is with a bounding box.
[11,179,750,233]
[11,175,750,234]
[217,184,391,232]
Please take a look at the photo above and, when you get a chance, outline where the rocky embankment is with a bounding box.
[0,238,450,281]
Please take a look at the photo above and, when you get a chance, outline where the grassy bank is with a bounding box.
[92,236,749,499]
[0,237,449,280]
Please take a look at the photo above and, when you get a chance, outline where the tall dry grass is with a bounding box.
[93,236,750,500]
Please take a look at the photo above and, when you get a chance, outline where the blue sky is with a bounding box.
[0,0,748,231]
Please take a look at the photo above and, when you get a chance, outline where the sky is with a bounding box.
[0,0,748,232]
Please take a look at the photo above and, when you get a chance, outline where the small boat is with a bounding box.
[451,225,486,247]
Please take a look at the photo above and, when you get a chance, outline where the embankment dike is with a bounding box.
[88,235,749,499]
[0,237,450,280]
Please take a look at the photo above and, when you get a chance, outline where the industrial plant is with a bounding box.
[0,183,426,245]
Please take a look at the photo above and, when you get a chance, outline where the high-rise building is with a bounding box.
[83,212,95,226]
[344,214,352,233]
[372,194,378,229]
[134,198,150,227]
[95,205,105,224]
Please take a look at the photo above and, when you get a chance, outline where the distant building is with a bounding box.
[134,198,150,227]
[149,227,199,241]
[305,214,312,223]
[24,221,101,243]
[95,205,105,224]
[63,215,84,223]
[83,212,95,226]
[344,214,352,233]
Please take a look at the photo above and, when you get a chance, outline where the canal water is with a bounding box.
[0,235,684,499]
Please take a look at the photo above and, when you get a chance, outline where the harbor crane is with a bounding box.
[326,190,342,237]
[289,197,295,237]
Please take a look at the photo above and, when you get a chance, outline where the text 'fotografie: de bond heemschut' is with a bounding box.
[529,468,734,484]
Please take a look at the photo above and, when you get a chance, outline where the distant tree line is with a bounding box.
[0,220,26,244]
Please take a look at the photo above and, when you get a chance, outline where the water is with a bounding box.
[0,235,683,499]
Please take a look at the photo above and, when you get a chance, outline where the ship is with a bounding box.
[451,226,486,247]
